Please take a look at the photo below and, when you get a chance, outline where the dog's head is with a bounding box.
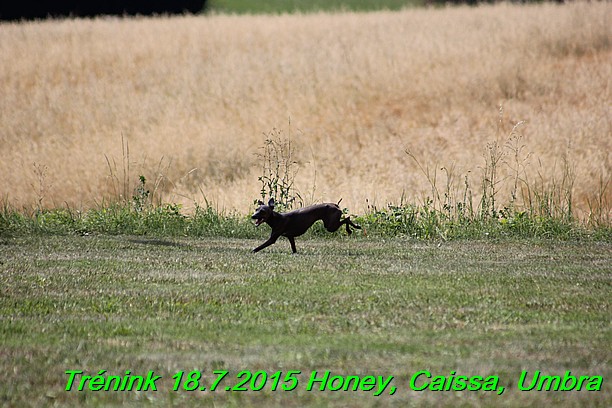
[251,198,275,227]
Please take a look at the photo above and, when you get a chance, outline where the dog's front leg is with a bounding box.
[252,232,281,253]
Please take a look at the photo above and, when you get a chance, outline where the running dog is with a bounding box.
[251,198,361,253]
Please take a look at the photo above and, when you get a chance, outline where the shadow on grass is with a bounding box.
[127,238,185,247]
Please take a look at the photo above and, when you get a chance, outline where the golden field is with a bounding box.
[0,2,610,216]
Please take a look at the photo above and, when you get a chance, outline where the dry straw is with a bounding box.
[0,2,610,219]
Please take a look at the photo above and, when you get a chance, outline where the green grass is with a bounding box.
[2,197,610,241]
[206,0,424,15]
[1,234,610,407]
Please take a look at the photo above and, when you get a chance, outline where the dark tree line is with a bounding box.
[0,1,206,20]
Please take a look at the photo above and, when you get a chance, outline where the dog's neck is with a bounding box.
[265,210,285,228]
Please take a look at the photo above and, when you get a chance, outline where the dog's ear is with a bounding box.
[268,198,275,209]
[257,200,264,206]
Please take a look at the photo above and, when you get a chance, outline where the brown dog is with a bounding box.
[251,198,361,253]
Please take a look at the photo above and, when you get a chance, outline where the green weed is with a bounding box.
[256,126,303,211]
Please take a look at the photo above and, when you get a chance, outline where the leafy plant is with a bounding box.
[255,126,302,211]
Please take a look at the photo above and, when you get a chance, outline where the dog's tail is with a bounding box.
[337,198,342,206]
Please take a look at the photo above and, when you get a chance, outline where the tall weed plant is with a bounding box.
[362,107,608,240]
[255,126,303,211]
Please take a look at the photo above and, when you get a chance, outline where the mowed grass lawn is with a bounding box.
[0,234,609,407]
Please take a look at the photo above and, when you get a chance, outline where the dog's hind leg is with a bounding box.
[325,216,361,235]
[342,217,361,235]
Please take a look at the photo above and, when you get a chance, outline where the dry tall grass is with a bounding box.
[1,2,610,217]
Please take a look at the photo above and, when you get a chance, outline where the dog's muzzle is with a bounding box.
[252,215,265,226]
